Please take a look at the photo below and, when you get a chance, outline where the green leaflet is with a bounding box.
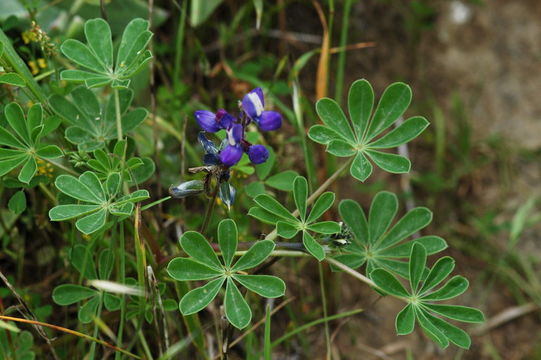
[370,244,484,349]
[167,219,285,329]
[0,103,63,185]
[308,79,429,181]
[249,176,340,261]
[60,18,153,88]
[49,171,149,234]
[331,193,447,279]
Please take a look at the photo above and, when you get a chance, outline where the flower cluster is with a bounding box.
[194,88,282,167]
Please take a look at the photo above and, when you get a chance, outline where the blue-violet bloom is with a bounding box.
[242,87,282,131]
[247,144,269,164]
[195,109,235,133]
[220,123,244,166]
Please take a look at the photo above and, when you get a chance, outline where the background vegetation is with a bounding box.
[0,0,540,359]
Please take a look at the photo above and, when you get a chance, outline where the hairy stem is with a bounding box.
[114,88,122,141]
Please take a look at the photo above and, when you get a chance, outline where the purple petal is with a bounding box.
[252,88,264,107]
[227,123,244,145]
[258,111,282,131]
[242,88,265,120]
[194,110,220,132]
[220,145,243,166]
[216,109,235,129]
[248,144,269,164]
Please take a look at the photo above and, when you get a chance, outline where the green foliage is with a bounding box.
[52,246,121,324]
[60,18,152,88]
[0,330,35,360]
[0,6,485,356]
[0,42,25,87]
[167,219,285,329]
[8,190,26,214]
[371,244,485,349]
[309,80,428,181]
[49,86,148,151]
[332,192,447,278]
[249,176,340,260]
[48,171,149,234]
[245,146,300,197]
[0,103,62,184]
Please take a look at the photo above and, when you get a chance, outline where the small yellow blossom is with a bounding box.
[36,159,54,178]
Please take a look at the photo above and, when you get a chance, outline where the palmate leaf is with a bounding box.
[308,79,429,182]
[332,192,447,279]
[370,244,484,349]
[53,245,122,324]
[60,18,153,88]
[0,103,63,184]
[249,176,340,261]
[167,220,284,329]
[83,142,152,185]
[49,171,149,234]
[49,86,147,151]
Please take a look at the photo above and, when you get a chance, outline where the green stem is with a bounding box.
[115,222,126,360]
[38,183,57,205]
[265,158,353,241]
[334,0,353,104]
[234,250,309,257]
[271,307,363,348]
[114,88,123,141]
[89,293,104,360]
[0,28,47,104]
[43,158,78,176]
[200,183,219,234]
[318,262,331,360]
[173,0,187,86]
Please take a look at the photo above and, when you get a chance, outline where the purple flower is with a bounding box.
[194,110,220,132]
[258,111,282,131]
[194,109,236,133]
[220,123,244,166]
[248,145,269,164]
[242,88,282,131]
[220,145,243,166]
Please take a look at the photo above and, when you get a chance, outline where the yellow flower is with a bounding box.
[28,61,39,75]
[36,159,54,178]
[37,58,47,69]
[22,31,36,44]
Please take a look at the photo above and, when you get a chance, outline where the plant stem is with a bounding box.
[200,183,219,234]
[115,222,126,360]
[0,29,47,104]
[88,293,104,360]
[325,257,375,287]
[318,262,332,360]
[114,88,122,141]
[234,250,310,257]
[173,0,187,86]
[265,158,353,241]
[43,158,78,175]
[334,0,353,105]
[292,82,317,192]
[271,308,363,348]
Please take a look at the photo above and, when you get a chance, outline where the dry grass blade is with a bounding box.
[0,315,141,359]
[472,302,538,336]
[313,0,330,99]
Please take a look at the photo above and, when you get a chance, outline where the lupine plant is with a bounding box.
[0,9,485,360]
